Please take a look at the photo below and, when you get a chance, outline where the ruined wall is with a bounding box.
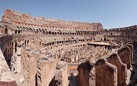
[107,54,126,86]
[75,44,133,86]
[95,59,117,86]
[95,45,132,86]
[94,34,104,41]
[0,9,136,86]
[56,61,68,86]
[37,58,56,86]
[0,48,17,86]
[77,61,93,86]
[2,9,103,31]
[0,81,17,86]
[118,46,132,69]
[24,56,37,86]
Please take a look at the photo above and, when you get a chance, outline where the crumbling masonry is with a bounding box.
[0,9,136,86]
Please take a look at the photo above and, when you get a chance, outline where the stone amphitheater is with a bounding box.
[0,9,136,86]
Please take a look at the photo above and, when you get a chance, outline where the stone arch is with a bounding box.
[4,26,8,34]
[77,61,93,86]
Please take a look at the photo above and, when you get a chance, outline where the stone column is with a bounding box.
[56,61,68,86]
[61,62,68,86]
[15,43,22,73]
[37,58,56,86]
[27,55,37,86]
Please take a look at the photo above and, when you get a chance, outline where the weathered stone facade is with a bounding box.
[0,9,136,86]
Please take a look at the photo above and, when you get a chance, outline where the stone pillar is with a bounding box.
[61,62,68,86]
[37,58,56,86]
[56,61,68,86]
[76,56,78,63]
[15,43,22,73]
[12,42,16,55]
[71,56,75,63]
[27,56,37,86]
[12,42,22,73]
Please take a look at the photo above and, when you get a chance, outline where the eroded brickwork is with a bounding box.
[0,9,135,86]
[95,59,117,86]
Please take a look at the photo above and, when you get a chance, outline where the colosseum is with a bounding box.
[0,9,136,86]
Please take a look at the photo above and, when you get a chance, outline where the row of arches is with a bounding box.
[15,25,106,36]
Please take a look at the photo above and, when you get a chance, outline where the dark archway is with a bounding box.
[15,42,17,53]
[25,40,27,46]
[4,26,8,34]
[35,74,38,86]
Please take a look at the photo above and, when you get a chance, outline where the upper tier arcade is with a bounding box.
[2,9,103,31]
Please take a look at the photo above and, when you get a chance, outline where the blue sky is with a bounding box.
[0,0,137,29]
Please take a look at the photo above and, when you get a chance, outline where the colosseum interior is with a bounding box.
[0,9,137,86]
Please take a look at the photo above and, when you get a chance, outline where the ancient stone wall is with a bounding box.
[0,48,17,86]
[0,9,136,86]
[95,59,117,86]
[76,44,133,86]
[107,54,126,86]
[77,61,93,86]
[2,9,103,31]
[118,46,132,69]
[0,81,17,86]
[37,58,56,86]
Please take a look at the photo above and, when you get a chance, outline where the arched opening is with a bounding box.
[15,30,18,34]
[49,31,51,35]
[4,48,11,69]
[35,74,38,86]
[25,40,27,46]
[5,26,8,34]
[77,61,93,86]
[15,42,17,53]
[18,30,20,34]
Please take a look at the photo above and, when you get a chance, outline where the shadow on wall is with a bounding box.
[128,42,137,86]
[68,73,78,86]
